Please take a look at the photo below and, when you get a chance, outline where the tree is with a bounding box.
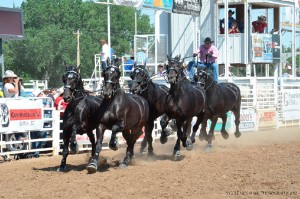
[3,0,154,87]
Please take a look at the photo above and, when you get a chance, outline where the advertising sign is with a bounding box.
[282,89,300,121]
[0,98,44,132]
[258,109,277,128]
[239,108,257,131]
[113,0,144,8]
[172,0,201,16]
[252,34,273,63]
[143,0,173,12]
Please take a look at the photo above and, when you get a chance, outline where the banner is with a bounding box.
[0,98,44,132]
[258,109,277,128]
[252,34,273,63]
[143,0,173,12]
[282,89,300,121]
[113,0,144,8]
[239,108,257,131]
[172,0,201,16]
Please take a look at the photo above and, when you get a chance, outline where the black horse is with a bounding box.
[191,70,241,151]
[57,66,103,172]
[130,64,178,156]
[163,55,206,158]
[86,60,149,173]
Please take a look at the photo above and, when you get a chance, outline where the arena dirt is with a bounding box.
[0,127,300,199]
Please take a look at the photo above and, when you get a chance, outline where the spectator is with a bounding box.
[220,10,236,33]
[2,70,27,140]
[125,56,135,71]
[220,65,234,77]
[228,21,240,34]
[47,87,57,101]
[190,37,219,82]
[54,87,68,117]
[100,39,110,70]
[156,64,165,77]
[136,47,148,65]
[2,70,19,98]
[252,15,267,33]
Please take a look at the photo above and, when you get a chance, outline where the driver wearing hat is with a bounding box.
[188,37,219,82]
[2,70,20,98]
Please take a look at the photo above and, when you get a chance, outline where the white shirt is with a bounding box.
[101,43,110,61]
[4,83,19,98]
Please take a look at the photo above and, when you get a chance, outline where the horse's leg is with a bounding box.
[69,128,79,154]
[86,126,104,174]
[173,123,183,161]
[140,121,154,156]
[57,129,72,172]
[199,114,209,141]
[87,131,96,156]
[232,106,241,138]
[220,114,229,139]
[182,118,193,151]
[109,124,124,151]
[191,112,205,143]
[205,116,218,152]
[207,116,217,141]
[160,114,171,144]
[120,129,142,168]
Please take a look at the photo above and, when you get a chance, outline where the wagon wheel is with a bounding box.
[5,133,28,151]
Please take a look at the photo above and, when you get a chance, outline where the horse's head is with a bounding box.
[102,62,121,98]
[62,65,83,102]
[196,70,214,88]
[166,55,184,84]
[130,66,149,94]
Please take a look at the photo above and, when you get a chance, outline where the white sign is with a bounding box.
[239,108,257,131]
[113,0,144,8]
[0,98,44,132]
[283,89,300,121]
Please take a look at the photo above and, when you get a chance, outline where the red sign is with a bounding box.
[10,109,42,120]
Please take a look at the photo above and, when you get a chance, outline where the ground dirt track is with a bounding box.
[1,127,300,199]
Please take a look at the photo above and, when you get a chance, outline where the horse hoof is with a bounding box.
[185,138,193,151]
[234,132,241,138]
[221,132,229,140]
[190,137,195,143]
[86,164,98,174]
[199,134,206,141]
[160,135,168,144]
[109,139,119,151]
[70,143,79,154]
[57,166,67,172]
[204,144,212,152]
[119,162,128,168]
[173,150,181,161]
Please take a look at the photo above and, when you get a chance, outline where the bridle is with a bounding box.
[63,70,85,101]
[166,59,185,83]
[102,66,120,97]
[131,67,149,94]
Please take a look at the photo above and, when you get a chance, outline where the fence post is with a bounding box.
[52,111,61,156]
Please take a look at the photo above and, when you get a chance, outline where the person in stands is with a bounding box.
[252,15,267,33]
[228,21,240,34]
[2,70,20,98]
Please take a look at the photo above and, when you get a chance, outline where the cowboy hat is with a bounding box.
[3,70,17,78]
[228,10,235,14]
[258,15,266,20]
[33,89,43,97]
[204,37,214,44]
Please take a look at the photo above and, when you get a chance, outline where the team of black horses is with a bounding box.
[57,55,241,173]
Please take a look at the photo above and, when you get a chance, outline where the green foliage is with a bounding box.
[3,0,154,87]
